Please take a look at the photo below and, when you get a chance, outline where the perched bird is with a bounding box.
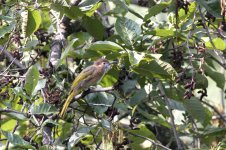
[59,58,114,118]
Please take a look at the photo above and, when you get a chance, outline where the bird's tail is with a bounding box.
[59,90,80,118]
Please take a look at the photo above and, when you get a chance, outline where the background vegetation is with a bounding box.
[0,0,226,149]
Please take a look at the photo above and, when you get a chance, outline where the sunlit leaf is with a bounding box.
[101,119,112,130]
[196,0,221,18]
[82,16,104,40]
[144,0,172,20]
[0,22,15,38]
[1,130,34,149]
[115,17,142,46]
[183,97,206,124]
[30,103,57,115]
[68,127,92,149]
[128,124,156,149]
[148,28,175,37]
[87,41,123,52]
[204,64,225,89]
[26,9,42,37]
[24,65,40,96]
[133,57,177,80]
[205,38,226,51]
[51,4,83,20]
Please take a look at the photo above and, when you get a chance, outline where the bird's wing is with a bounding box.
[70,66,95,92]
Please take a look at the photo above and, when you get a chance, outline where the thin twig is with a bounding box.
[157,81,183,150]
[185,6,201,148]
[0,46,26,70]
[127,131,172,150]
[5,121,19,149]
[202,100,226,123]
[198,6,225,65]
[198,89,226,123]
[0,108,28,116]
[0,58,16,75]
[73,87,114,101]
[0,74,26,78]
[5,103,26,149]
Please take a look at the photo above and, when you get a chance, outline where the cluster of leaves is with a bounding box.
[0,0,226,149]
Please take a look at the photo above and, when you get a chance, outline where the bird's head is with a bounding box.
[94,58,111,73]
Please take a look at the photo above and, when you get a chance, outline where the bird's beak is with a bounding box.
[110,60,118,65]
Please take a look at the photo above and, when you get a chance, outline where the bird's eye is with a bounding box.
[103,62,105,64]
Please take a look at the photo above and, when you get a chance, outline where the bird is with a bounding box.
[59,58,115,118]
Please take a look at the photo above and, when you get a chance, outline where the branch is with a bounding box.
[127,131,172,150]
[202,100,226,123]
[157,81,183,150]
[0,74,26,78]
[73,87,114,101]
[0,46,26,70]
[198,6,226,65]
[5,103,26,149]
[0,108,28,117]
[198,89,226,123]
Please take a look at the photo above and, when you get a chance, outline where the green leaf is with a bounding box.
[69,32,93,48]
[183,97,206,124]
[42,119,58,127]
[68,127,92,149]
[100,68,119,87]
[195,73,208,89]
[33,79,47,96]
[165,86,185,101]
[85,92,114,114]
[83,1,102,17]
[115,17,142,46]
[121,79,137,96]
[0,22,15,38]
[147,28,175,37]
[1,130,34,149]
[108,0,128,15]
[39,145,54,150]
[129,89,147,106]
[168,99,185,111]
[205,38,226,51]
[127,50,145,65]
[51,4,83,20]
[196,0,221,18]
[133,57,177,80]
[30,103,57,115]
[40,9,52,30]
[144,0,172,20]
[82,16,104,40]
[88,41,123,52]
[203,64,225,89]
[26,9,41,37]
[128,124,156,149]
[101,119,112,131]
[138,108,171,128]
[203,127,226,136]
[57,38,78,67]
[24,65,40,96]
[6,112,27,121]
[59,122,73,141]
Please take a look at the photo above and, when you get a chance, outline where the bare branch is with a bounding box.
[0,74,26,78]
[0,108,28,116]
[198,6,226,66]
[157,81,183,150]
[73,86,114,101]
[202,100,226,123]
[0,46,26,70]
[128,131,172,150]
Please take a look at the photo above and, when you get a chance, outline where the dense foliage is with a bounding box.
[0,0,226,149]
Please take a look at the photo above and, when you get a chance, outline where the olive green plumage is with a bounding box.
[59,58,111,118]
